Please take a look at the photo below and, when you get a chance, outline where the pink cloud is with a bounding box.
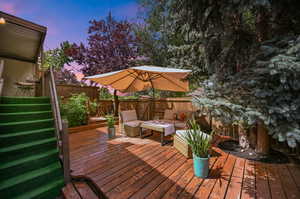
[0,2,18,14]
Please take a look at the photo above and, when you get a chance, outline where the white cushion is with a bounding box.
[174,121,186,129]
[124,120,143,128]
[121,110,138,122]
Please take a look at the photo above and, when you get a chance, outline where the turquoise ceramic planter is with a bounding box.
[193,154,209,178]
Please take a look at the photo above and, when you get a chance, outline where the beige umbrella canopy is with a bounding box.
[85,66,191,93]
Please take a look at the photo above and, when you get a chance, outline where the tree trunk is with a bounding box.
[248,126,257,149]
[256,122,270,155]
[113,90,119,117]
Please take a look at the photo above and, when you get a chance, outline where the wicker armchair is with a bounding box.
[163,109,194,130]
[120,110,143,137]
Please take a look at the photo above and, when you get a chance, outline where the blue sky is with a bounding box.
[0,0,140,49]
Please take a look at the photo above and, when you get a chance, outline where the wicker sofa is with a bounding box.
[174,130,211,158]
[162,109,194,130]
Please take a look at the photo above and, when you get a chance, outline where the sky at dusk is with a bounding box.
[0,0,140,50]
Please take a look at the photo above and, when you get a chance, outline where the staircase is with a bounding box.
[0,96,65,199]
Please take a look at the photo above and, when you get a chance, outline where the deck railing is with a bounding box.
[43,67,71,183]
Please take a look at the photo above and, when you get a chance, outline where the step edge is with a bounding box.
[0,118,54,126]
[0,128,55,138]
[0,110,52,116]
[13,178,64,199]
[0,149,59,170]
[0,137,57,153]
[0,162,62,190]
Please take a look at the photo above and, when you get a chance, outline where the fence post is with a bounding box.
[256,121,270,155]
[61,119,71,183]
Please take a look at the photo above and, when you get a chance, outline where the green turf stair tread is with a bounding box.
[13,178,64,199]
[0,118,53,127]
[0,148,58,170]
[0,137,56,153]
[0,110,52,117]
[0,103,51,113]
[0,162,63,194]
[0,111,52,123]
[0,127,55,139]
[0,96,50,104]
[0,96,63,199]
[0,127,55,147]
[0,118,54,134]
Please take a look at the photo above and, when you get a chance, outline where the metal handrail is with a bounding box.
[49,67,63,132]
[43,66,70,183]
[0,60,4,96]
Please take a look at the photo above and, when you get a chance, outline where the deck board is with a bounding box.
[100,146,170,192]
[107,153,182,199]
[67,128,300,199]
[240,160,256,199]
[145,159,193,199]
[256,162,272,199]
[267,165,287,199]
[278,164,300,199]
[161,166,194,199]
[223,157,245,199]
[287,165,300,190]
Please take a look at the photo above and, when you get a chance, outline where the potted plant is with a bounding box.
[184,120,212,178]
[106,115,115,139]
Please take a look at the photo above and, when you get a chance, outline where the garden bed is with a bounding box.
[68,120,119,134]
[218,140,289,164]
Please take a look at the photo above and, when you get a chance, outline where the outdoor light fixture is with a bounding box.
[0,17,6,25]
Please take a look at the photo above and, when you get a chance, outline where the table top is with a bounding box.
[141,120,175,133]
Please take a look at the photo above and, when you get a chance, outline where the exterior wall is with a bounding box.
[1,58,36,96]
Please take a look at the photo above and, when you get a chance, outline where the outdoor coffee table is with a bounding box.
[140,120,175,146]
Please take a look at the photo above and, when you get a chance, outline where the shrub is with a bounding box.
[88,99,98,116]
[61,93,89,127]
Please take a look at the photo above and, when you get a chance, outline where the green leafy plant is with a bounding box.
[88,100,98,116]
[42,41,73,70]
[99,87,113,99]
[61,93,89,127]
[184,120,212,158]
[106,115,115,128]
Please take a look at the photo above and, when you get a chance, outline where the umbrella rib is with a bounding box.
[124,74,138,92]
[159,74,188,91]
[148,73,161,81]
[107,72,133,86]
[128,70,149,82]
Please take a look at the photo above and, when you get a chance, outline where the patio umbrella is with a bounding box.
[85,66,191,93]
[85,66,191,118]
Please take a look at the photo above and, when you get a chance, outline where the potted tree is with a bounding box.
[184,120,212,178]
[106,115,115,139]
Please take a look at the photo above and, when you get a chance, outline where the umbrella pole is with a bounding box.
[113,90,119,117]
[151,87,155,120]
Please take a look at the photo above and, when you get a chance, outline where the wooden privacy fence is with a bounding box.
[96,98,197,121]
[56,84,99,100]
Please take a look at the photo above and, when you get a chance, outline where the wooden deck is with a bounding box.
[68,127,300,199]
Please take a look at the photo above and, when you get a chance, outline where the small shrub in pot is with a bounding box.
[184,120,212,178]
[106,115,115,139]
